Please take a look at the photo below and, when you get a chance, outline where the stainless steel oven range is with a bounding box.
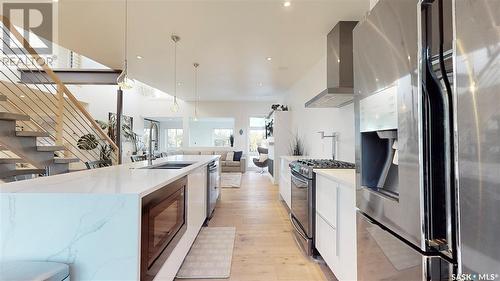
[289,159,355,257]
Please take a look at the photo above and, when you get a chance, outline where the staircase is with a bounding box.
[0,16,118,182]
[0,107,79,181]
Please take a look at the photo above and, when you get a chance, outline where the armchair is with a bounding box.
[253,147,269,173]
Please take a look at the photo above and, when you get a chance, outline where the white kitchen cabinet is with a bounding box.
[187,165,208,230]
[279,157,295,209]
[314,171,356,281]
[316,175,338,228]
[316,212,337,268]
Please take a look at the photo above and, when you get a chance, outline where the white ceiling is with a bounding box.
[57,0,369,101]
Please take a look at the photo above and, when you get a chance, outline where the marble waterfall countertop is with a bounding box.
[0,155,219,197]
[314,168,356,188]
[0,155,217,281]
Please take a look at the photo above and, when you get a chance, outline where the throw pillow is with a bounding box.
[226,151,234,161]
[233,151,243,161]
[258,153,268,162]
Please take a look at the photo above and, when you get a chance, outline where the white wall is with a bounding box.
[188,118,235,147]
[145,101,271,154]
[370,0,380,10]
[283,54,355,162]
[67,84,272,159]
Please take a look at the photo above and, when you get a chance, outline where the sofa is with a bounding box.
[166,149,246,173]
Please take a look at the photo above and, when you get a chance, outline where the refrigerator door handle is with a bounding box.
[436,0,457,260]
[420,0,455,259]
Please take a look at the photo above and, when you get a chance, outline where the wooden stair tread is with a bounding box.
[0,112,30,121]
[0,95,6,101]
[0,158,24,164]
[0,168,45,178]
[16,131,50,137]
[36,145,65,152]
[54,157,79,164]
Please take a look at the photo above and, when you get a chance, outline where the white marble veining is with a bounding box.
[0,156,217,281]
[0,193,141,280]
[314,169,355,188]
[0,155,219,197]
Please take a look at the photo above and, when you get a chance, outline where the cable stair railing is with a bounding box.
[0,16,119,180]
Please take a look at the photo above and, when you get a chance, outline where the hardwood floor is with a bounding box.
[176,172,337,281]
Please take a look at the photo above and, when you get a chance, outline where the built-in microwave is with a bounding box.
[141,176,187,281]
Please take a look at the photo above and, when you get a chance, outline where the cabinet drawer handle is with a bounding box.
[316,211,336,229]
[335,186,339,257]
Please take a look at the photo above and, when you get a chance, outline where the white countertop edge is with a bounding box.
[313,169,356,188]
[135,156,218,197]
[0,155,220,197]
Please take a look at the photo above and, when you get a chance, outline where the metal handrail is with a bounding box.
[0,15,119,164]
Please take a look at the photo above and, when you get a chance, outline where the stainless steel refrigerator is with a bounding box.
[353,0,500,280]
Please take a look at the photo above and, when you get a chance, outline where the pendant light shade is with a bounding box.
[117,60,135,89]
[170,96,180,113]
[193,62,199,121]
[117,0,134,89]
[171,34,181,112]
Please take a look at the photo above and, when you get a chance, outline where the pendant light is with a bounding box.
[117,0,135,89]
[193,63,199,121]
[170,34,181,113]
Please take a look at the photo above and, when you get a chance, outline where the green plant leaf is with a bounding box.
[77,134,99,150]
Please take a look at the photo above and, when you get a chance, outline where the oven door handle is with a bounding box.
[291,173,309,188]
[289,213,308,240]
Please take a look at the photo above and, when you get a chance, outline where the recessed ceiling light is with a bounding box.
[177,82,183,86]
[20,95,25,98]
[258,82,264,87]
[136,55,143,59]
[266,57,272,61]
[283,1,291,7]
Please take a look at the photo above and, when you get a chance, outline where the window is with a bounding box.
[189,117,235,147]
[213,129,233,147]
[166,129,183,149]
[248,117,266,153]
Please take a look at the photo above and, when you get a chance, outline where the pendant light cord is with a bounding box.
[124,0,128,64]
[174,39,177,102]
[195,64,198,114]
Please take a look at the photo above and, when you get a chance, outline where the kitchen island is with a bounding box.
[0,155,219,281]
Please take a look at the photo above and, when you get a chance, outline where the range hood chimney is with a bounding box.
[305,21,358,108]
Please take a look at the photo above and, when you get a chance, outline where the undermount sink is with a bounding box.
[140,162,195,169]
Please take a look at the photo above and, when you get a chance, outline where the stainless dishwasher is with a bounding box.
[206,160,220,220]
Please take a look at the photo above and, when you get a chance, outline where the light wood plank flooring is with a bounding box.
[176,172,337,281]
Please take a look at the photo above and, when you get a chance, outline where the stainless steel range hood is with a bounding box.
[305,21,358,108]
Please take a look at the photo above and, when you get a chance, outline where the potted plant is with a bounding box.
[229,134,234,147]
[77,133,114,164]
[77,119,139,163]
[289,133,305,156]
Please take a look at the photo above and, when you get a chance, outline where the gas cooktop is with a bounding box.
[290,159,355,179]
[296,159,355,169]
